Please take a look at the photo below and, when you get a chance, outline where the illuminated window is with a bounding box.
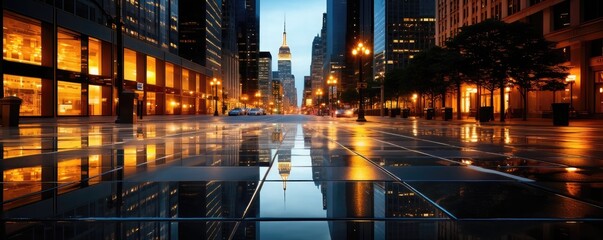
[182,68,189,90]
[88,85,102,116]
[124,48,137,80]
[165,94,177,114]
[166,62,174,87]
[57,81,82,115]
[57,29,81,72]
[3,13,42,65]
[3,74,42,116]
[88,38,102,75]
[3,166,42,205]
[146,92,156,115]
[196,74,200,92]
[146,56,156,85]
[57,158,81,194]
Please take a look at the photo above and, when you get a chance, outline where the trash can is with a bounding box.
[1,96,22,127]
[479,106,493,122]
[401,108,410,118]
[443,107,453,121]
[552,103,570,126]
[117,90,138,124]
[425,108,434,120]
[390,108,399,118]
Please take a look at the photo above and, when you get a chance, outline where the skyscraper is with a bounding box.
[373,0,436,79]
[278,20,297,112]
[236,0,260,99]
[179,0,222,74]
[259,52,273,109]
[311,34,324,105]
[222,0,241,110]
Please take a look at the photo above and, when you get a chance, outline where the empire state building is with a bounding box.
[278,20,297,112]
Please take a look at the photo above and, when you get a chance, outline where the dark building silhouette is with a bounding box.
[235,0,260,99]
[179,0,222,75]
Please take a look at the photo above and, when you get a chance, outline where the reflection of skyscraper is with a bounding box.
[278,151,291,192]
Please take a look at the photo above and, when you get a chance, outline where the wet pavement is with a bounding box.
[1,115,602,239]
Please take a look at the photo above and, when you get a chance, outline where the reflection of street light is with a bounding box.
[327,75,337,117]
[254,91,261,108]
[316,89,323,115]
[210,78,220,116]
[566,75,576,109]
[241,94,249,109]
[352,42,370,122]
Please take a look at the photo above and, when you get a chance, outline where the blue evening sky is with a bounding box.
[260,0,326,106]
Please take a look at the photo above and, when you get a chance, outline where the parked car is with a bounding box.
[335,108,354,118]
[248,108,265,115]
[228,108,243,116]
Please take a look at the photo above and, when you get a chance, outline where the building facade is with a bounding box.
[2,0,218,119]
[436,0,603,117]
[258,51,272,109]
[221,0,241,111]
[373,0,436,80]
[235,0,260,99]
[278,21,297,113]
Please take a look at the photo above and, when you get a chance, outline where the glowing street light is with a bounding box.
[210,78,220,116]
[352,42,370,122]
[327,75,337,117]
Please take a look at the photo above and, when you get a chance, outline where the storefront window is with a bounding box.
[3,166,42,207]
[166,62,174,87]
[124,48,137,80]
[147,56,156,85]
[196,74,200,92]
[165,94,177,114]
[57,29,81,72]
[88,38,102,75]
[182,68,189,90]
[89,85,102,115]
[57,158,81,194]
[3,13,42,65]
[57,81,82,115]
[3,74,42,116]
[146,92,156,115]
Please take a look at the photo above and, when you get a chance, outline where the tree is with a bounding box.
[540,79,567,103]
[506,22,569,120]
[405,47,454,109]
[447,19,568,121]
[447,19,512,122]
[339,85,359,107]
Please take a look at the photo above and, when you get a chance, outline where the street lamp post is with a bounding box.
[566,75,576,110]
[327,76,337,117]
[255,91,261,108]
[352,42,370,122]
[316,89,323,116]
[210,78,220,116]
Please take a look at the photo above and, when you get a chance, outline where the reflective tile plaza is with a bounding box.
[1,115,602,239]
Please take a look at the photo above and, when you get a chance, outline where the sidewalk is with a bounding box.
[364,114,603,128]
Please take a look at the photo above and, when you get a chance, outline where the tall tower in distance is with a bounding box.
[278,18,297,113]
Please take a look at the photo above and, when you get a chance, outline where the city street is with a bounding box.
[1,115,602,239]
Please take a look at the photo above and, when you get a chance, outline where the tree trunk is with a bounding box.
[490,90,494,121]
[456,82,462,120]
[499,81,505,122]
[522,88,528,121]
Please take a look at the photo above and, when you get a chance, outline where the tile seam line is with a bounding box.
[315,126,458,220]
[229,123,293,240]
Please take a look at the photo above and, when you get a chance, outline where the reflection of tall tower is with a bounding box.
[278,153,291,191]
[278,18,297,112]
